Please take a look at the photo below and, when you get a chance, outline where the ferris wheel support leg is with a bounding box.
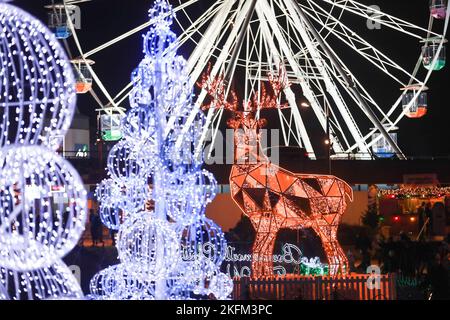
[290,0,406,160]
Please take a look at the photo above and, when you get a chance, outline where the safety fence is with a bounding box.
[233,274,396,300]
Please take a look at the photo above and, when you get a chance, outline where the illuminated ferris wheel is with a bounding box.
[48,0,450,159]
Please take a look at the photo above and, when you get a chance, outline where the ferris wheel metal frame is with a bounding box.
[56,0,450,160]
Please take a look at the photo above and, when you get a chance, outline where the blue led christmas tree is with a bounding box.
[90,0,233,300]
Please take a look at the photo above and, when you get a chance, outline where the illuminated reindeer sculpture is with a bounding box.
[198,68,353,277]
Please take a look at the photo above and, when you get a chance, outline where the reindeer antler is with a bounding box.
[197,64,290,130]
[256,65,291,110]
[197,64,238,112]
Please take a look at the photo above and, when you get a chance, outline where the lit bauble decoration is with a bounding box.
[89,264,156,300]
[0,260,83,300]
[178,217,227,269]
[188,169,218,207]
[0,2,76,150]
[164,169,216,224]
[0,145,87,271]
[116,181,150,213]
[98,182,150,230]
[95,178,120,205]
[107,140,151,182]
[209,272,234,300]
[90,264,190,300]
[99,203,123,231]
[121,105,156,142]
[117,214,179,278]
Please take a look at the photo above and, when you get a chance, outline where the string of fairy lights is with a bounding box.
[379,186,450,199]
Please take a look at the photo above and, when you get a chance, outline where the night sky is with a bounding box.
[11,0,450,157]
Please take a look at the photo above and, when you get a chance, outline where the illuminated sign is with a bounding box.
[181,242,327,278]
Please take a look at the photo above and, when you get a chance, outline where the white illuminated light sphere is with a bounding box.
[89,264,131,300]
[121,105,156,141]
[178,217,227,268]
[99,203,123,231]
[117,214,180,279]
[0,145,87,271]
[164,169,217,224]
[107,140,150,182]
[209,272,234,300]
[95,178,120,206]
[117,182,150,212]
[0,260,83,300]
[0,3,76,150]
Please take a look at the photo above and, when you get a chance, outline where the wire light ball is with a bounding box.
[0,2,76,150]
[99,203,123,231]
[0,145,87,271]
[117,214,180,278]
[95,178,120,206]
[178,217,227,269]
[162,169,215,224]
[102,180,149,210]
[107,140,151,182]
[187,169,218,208]
[117,180,151,212]
[209,272,234,300]
[0,260,83,300]
[90,264,194,300]
[121,105,156,143]
[89,264,156,300]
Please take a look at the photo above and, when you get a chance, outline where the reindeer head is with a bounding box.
[198,65,290,163]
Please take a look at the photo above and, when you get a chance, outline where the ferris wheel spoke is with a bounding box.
[300,1,422,87]
[318,43,397,129]
[289,0,410,159]
[172,0,227,56]
[80,0,201,58]
[346,7,450,154]
[320,0,442,40]
[185,0,237,84]
[103,1,228,115]
[276,0,370,155]
[260,2,345,154]
[257,1,345,155]
[316,40,402,153]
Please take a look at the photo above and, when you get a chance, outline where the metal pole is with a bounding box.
[290,0,406,160]
[224,0,259,82]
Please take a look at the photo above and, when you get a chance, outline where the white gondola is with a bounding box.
[421,37,448,71]
[371,126,399,158]
[97,107,125,142]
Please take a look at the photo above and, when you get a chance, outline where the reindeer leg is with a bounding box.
[313,225,349,276]
[250,217,278,277]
